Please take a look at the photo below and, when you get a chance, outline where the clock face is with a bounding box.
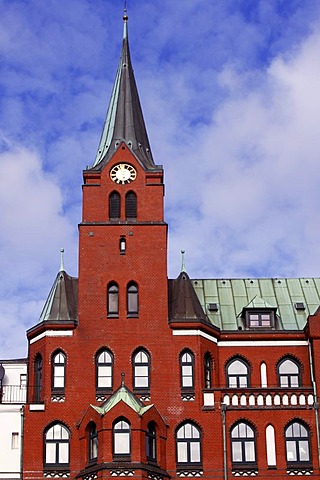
[110,163,137,184]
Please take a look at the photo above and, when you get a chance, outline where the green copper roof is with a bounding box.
[192,278,320,331]
[92,13,156,170]
[38,270,78,323]
[91,384,153,416]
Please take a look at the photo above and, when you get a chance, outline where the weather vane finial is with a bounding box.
[181,250,186,272]
[60,248,65,272]
[123,0,128,21]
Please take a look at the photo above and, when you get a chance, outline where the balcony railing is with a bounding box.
[203,388,315,409]
[0,385,27,404]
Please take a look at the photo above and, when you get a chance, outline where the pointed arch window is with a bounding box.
[52,351,66,392]
[204,353,212,389]
[180,350,195,390]
[88,423,98,463]
[125,191,137,219]
[231,422,256,466]
[227,358,250,388]
[146,422,157,462]
[113,419,131,457]
[176,422,201,465]
[34,354,43,403]
[285,421,311,465]
[127,282,138,316]
[96,349,113,391]
[278,358,301,387]
[107,282,119,316]
[133,349,150,390]
[109,191,120,219]
[44,423,70,467]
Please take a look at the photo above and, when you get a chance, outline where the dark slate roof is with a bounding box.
[39,270,78,323]
[92,14,158,171]
[168,271,209,323]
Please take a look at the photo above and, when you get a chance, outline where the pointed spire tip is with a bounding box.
[60,248,65,272]
[181,250,186,273]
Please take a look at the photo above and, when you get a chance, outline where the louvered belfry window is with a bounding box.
[125,191,137,219]
[109,192,120,219]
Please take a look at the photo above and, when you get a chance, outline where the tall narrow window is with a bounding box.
[34,354,42,403]
[88,423,98,463]
[109,192,120,219]
[176,423,201,465]
[266,425,276,467]
[96,350,113,391]
[52,351,66,392]
[108,282,119,316]
[133,349,150,390]
[125,191,137,219]
[113,419,131,457]
[127,282,138,316]
[285,422,311,465]
[180,350,195,390]
[146,422,157,462]
[278,358,301,387]
[204,353,212,389]
[45,423,70,467]
[231,422,256,466]
[227,358,250,388]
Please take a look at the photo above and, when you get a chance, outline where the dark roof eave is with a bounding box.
[27,319,78,340]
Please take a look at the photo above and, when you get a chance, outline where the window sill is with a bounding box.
[107,314,119,318]
[127,314,139,318]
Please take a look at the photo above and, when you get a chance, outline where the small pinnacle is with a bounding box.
[181,250,186,272]
[121,372,125,386]
[60,248,65,272]
[123,0,128,21]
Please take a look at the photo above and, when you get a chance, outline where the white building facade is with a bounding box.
[0,359,27,480]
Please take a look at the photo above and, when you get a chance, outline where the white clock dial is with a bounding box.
[110,163,137,184]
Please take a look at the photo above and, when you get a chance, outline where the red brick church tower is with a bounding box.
[23,9,320,480]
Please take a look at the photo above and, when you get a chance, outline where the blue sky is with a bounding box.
[1,0,320,358]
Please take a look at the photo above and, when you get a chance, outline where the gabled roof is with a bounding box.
[38,270,78,323]
[168,271,208,324]
[91,383,153,416]
[242,295,277,310]
[92,13,157,171]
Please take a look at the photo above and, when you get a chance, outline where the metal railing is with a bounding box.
[0,385,27,404]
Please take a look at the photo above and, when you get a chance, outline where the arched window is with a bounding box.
[52,351,66,392]
[227,358,250,388]
[34,354,42,403]
[146,422,157,462]
[231,422,256,466]
[96,350,113,391]
[107,282,119,316]
[176,423,201,465]
[285,421,311,464]
[113,419,131,456]
[109,191,120,219]
[133,349,150,390]
[180,350,195,390]
[278,358,301,387]
[44,423,70,467]
[125,191,137,219]
[127,282,138,316]
[88,423,98,463]
[204,353,212,389]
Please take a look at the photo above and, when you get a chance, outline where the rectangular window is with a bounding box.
[20,374,27,387]
[11,433,19,449]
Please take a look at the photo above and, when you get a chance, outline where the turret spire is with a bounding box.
[92,10,155,170]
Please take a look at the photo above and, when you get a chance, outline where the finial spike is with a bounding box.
[121,372,125,386]
[60,248,65,272]
[181,250,186,272]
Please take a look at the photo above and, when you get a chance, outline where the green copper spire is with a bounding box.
[92,10,155,169]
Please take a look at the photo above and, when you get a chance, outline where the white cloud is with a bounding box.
[0,143,77,357]
[166,28,320,278]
